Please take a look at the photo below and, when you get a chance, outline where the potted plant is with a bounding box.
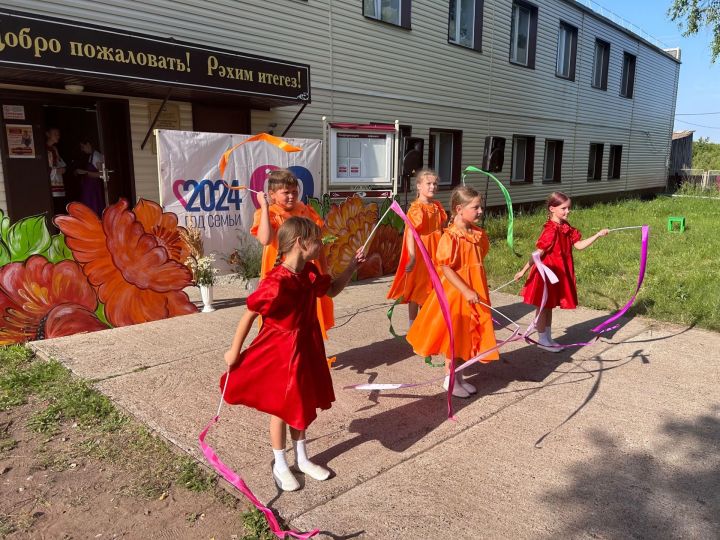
[188,254,218,312]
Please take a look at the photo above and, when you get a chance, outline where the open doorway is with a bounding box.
[44,104,105,218]
[0,90,135,223]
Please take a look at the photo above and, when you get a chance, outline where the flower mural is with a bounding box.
[55,199,197,328]
[0,256,108,344]
[320,195,404,280]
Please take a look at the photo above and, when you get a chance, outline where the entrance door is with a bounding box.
[0,101,53,221]
[97,100,135,206]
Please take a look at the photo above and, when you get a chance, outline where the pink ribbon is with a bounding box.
[348,224,650,412]
[387,201,457,417]
[199,375,319,539]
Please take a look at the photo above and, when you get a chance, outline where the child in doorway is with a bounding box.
[221,217,365,491]
[514,191,609,351]
[387,168,447,325]
[406,186,499,398]
[251,169,334,338]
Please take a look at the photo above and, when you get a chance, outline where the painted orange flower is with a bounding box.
[323,196,378,277]
[55,199,197,327]
[368,224,402,276]
[133,199,190,264]
[0,256,108,344]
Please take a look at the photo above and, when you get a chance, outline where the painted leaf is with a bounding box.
[45,234,74,263]
[6,214,52,262]
[95,302,111,328]
[0,210,9,242]
[0,240,10,267]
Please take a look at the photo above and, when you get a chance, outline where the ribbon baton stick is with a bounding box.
[608,226,644,232]
[361,203,394,252]
[491,278,517,293]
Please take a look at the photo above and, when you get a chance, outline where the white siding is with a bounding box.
[5,0,680,209]
[128,98,193,203]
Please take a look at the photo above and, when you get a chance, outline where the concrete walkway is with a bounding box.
[31,277,720,539]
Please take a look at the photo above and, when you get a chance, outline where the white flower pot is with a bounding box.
[200,284,215,312]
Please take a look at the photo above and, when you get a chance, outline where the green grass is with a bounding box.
[0,346,274,535]
[484,195,720,331]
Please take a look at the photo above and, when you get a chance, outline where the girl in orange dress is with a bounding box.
[251,169,334,338]
[406,186,499,398]
[223,217,365,492]
[387,169,447,324]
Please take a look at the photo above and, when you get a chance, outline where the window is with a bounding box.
[592,39,610,90]
[556,22,577,80]
[511,135,535,182]
[621,52,636,98]
[428,129,462,186]
[543,140,563,182]
[363,0,411,29]
[608,145,622,179]
[510,1,538,68]
[587,143,604,181]
[448,0,484,51]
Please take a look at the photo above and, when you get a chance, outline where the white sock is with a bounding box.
[293,439,309,465]
[273,448,289,472]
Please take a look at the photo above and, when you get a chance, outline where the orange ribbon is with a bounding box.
[218,132,303,190]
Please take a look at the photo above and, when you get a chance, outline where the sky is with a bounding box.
[588,0,720,142]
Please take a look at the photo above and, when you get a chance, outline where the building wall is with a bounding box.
[128,98,194,203]
[4,0,680,209]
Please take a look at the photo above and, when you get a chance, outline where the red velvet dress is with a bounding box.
[220,262,334,430]
[521,220,582,309]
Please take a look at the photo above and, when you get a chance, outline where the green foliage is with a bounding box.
[177,457,217,492]
[484,195,720,331]
[668,0,720,62]
[227,237,263,281]
[45,234,74,263]
[241,508,275,540]
[6,214,52,262]
[692,137,720,171]
[379,197,404,232]
[0,212,74,267]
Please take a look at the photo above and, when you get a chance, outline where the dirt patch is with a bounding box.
[0,401,257,539]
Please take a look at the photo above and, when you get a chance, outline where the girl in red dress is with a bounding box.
[514,192,608,351]
[387,169,447,324]
[221,217,365,491]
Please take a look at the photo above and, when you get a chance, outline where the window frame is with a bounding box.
[448,0,484,52]
[587,143,604,181]
[363,0,412,29]
[608,145,622,180]
[543,139,563,183]
[428,128,463,188]
[555,22,578,81]
[509,0,538,69]
[591,39,610,90]
[620,52,636,98]
[510,134,535,184]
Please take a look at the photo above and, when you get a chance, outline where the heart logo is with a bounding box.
[173,179,188,209]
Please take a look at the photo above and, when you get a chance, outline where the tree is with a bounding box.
[668,1,720,62]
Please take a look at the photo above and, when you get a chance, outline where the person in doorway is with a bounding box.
[46,127,67,215]
[75,140,106,216]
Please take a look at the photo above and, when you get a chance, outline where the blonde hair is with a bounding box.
[273,216,322,267]
[448,185,481,225]
[414,168,439,191]
[267,169,299,192]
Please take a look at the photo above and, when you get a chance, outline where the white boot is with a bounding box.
[537,329,561,353]
[293,439,330,481]
[455,371,477,394]
[443,375,470,398]
[546,326,561,347]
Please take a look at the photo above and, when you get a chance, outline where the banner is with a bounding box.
[157,130,322,271]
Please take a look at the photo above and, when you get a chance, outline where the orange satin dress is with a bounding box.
[387,200,447,306]
[406,224,499,363]
[250,201,334,337]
